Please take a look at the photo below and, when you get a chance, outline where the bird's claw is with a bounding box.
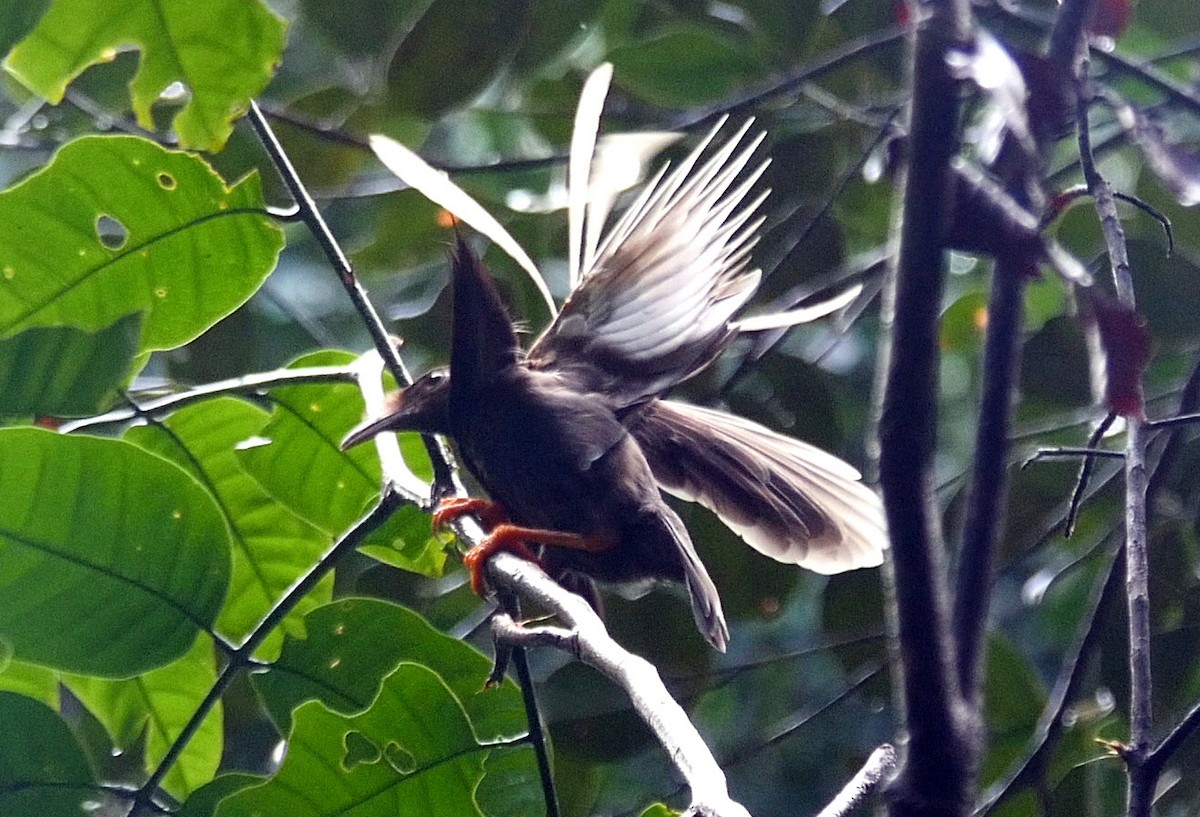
[432,496,509,531]
[462,527,542,595]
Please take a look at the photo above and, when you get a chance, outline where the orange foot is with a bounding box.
[462,524,616,595]
[433,497,509,531]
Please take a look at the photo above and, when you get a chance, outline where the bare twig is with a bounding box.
[1077,57,1155,817]
[131,489,406,815]
[815,744,899,817]
[1065,413,1119,537]
[487,553,752,817]
[975,544,1121,815]
[242,102,560,817]
[1023,444,1124,465]
[59,365,358,433]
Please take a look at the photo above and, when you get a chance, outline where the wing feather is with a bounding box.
[629,400,888,574]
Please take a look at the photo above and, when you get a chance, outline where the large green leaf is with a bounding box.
[299,0,424,58]
[220,663,488,817]
[385,0,530,117]
[0,659,59,708]
[0,428,230,676]
[0,135,283,353]
[252,598,525,741]
[3,0,286,150]
[609,25,761,107]
[67,636,223,800]
[236,351,382,536]
[0,313,138,418]
[0,134,283,350]
[0,692,97,817]
[126,397,332,656]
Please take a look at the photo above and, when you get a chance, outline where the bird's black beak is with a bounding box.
[340,370,452,450]
[341,411,401,450]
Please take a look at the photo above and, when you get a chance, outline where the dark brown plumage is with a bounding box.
[344,124,887,650]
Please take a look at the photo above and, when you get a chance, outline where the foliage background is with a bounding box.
[0,0,1198,816]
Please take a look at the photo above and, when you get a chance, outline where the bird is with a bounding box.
[343,121,887,651]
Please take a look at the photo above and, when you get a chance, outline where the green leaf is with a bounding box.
[300,0,424,58]
[125,397,332,656]
[941,290,988,353]
[236,351,382,536]
[0,659,59,708]
[3,0,286,150]
[0,136,283,353]
[385,0,530,117]
[0,692,97,816]
[475,747,542,817]
[0,428,230,676]
[609,25,761,107]
[359,503,447,578]
[252,598,525,741]
[0,0,50,58]
[66,636,222,800]
[0,313,138,418]
[178,773,263,817]
[221,664,488,817]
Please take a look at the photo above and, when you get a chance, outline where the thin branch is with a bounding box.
[1023,444,1123,465]
[59,365,359,433]
[243,103,561,815]
[1077,56,1155,817]
[1146,410,1200,430]
[1065,413,1119,537]
[132,489,406,814]
[815,744,899,817]
[1147,698,1200,773]
[487,553,751,817]
[675,25,907,130]
[954,254,1028,709]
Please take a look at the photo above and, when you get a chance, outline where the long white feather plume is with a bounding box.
[368,133,557,317]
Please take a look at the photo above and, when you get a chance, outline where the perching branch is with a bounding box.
[485,552,752,817]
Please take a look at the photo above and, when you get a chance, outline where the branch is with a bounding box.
[815,744,899,817]
[131,489,406,815]
[59,365,358,432]
[241,102,560,817]
[877,1,975,813]
[1076,56,1155,817]
[486,552,752,817]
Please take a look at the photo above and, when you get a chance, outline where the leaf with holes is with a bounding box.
[219,663,488,817]
[0,428,230,676]
[3,0,286,150]
[252,599,526,739]
[0,135,283,354]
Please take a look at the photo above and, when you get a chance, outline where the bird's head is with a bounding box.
[341,368,451,449]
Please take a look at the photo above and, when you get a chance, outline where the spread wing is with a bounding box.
[628,400,888,574]
[527,119,770,407]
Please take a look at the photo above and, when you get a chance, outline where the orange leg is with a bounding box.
[433,496,509,531]
[463,523,617,595]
